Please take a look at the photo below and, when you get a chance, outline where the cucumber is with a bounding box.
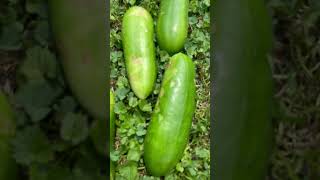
[110,161,115,180]
[157,0,189,54]
[0,91,18,180]
[48,0,107,119]
[110,90,115,149]
[90,91,115,178]
[90,119,107,156]
[110,90,115,180]
[144,53,196,176]
[122,6,156,99]
[89,91,115,179]
[214,1,273,180]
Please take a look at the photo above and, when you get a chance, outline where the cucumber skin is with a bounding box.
[214,1,273,180]
[89,91,115,178]
[90,118,107,156]
[110,91,115,180]
[110,162,115,180]
[0,91,18,180]
[144,53,196,176]
[110,91,115,150]
[48,0,107,119]
[122,6,156,99]
[157,0,189,54]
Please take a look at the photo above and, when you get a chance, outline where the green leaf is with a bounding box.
[29,164,73,180]
[165,173,178,180]
[72,168,105,180]
[110,150,120,162]
[15,80,62,121]
[111,51,123,63]
[176,163,184,172]
[127,148,140,162]
[189,16,198,25]
[12,125,54,165]
[0,5,18,24]
[195,148,210,159]
[138,100,152,112]
[19,46,58,81]
[26,106,51,122]
[14,110,29,127]
[26,0,48,18]
[114,102,127,114]
[203,0,210,7]
[136,125,146,136]
[128,96,138,107]
[125,0,136,6]
[187,167,197,176]
[0,22,23,50]
[15,80,60,107]
[116,76,129,88]
[60,112,89,145]
[33,20,51,46]
[72,145,106,179]
[118,161,138,180]
[29,165,48,180]
[51,140,71,152]
[115,87,129,100]
[58,96,77,113]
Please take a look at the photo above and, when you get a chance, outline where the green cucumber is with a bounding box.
[110,161,115,180]
[110,90,115,149]
[157,0,189,54]
[90,90,115,178]
[110,90,115,180]
[90,118,107,156]
[48,0,107,119]
[214,1,273,180]
[0,91,18,180]
[122,6,156,99]
[90,91,115,157]
[144,53,196,176]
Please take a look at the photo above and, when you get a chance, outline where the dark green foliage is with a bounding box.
[0,0,107,179]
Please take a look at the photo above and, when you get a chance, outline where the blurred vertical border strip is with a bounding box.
[210,0,214,179]
[106,0,111,179]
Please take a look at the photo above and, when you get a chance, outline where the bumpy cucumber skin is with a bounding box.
[144,53,196,176]
[110,91,115,180]
[122,6,156,99]
[0,91,18,180]
[157,0,189,54]
[48,0,107,119]
[214,1,273,180]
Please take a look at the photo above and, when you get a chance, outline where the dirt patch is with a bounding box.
[0,51,21,92]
